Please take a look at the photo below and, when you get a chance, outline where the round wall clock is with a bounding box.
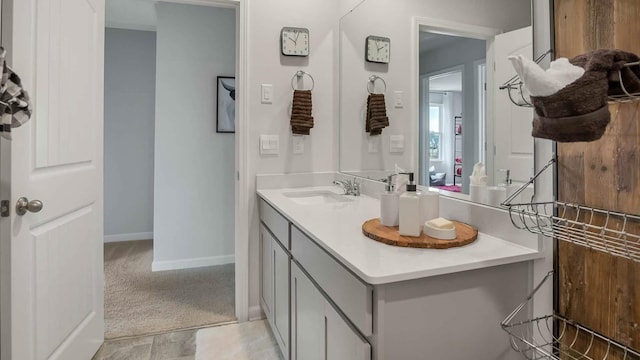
[281,27,310,57]
[365,35,390,64]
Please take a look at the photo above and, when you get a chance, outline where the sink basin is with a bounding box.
[283,190,354,205]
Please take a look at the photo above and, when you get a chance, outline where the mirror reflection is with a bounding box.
[339,0,535,207]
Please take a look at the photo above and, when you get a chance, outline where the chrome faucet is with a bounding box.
[333,178,361,196]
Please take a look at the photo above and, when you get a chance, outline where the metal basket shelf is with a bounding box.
[500,52,640,107]
[502,271,640,360]
[502,159,640,262]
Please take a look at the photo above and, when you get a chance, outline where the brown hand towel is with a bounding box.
[530,49,640,142]
[291,90,314,135]
[366,93,389,135]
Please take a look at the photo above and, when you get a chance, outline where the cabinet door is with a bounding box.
[325,302,371,360]
[273,239,290,355]
[291,262,325,360]
[260,225,273,317]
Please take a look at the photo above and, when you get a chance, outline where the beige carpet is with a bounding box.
[196,320,283,360]
[105,240,235,339]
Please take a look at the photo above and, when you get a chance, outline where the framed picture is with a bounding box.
[216,76,236,133]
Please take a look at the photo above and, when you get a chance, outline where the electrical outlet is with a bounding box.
[368,137,379,153]
[292,136,304,154]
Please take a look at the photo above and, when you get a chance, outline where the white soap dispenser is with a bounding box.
[399,172,422,237]
[380,175,399,227]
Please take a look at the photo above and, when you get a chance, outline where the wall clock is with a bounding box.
[365,35,390,64]
[281,27,309,57]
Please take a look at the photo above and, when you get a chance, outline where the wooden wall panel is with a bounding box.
[554,0,640,357]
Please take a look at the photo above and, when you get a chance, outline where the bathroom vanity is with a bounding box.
[257,186,542,360]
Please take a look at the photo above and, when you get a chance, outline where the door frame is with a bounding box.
[158,0,249,322]
[411,16,500,187]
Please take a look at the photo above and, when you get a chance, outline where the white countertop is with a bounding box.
[257,186,542,285]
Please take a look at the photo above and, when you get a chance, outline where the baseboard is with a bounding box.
[104,232,153,243]
[152,254,235,272]
[248,305,264,321]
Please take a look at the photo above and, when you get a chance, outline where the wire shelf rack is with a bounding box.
[500,52,640,107]
[502,158,640,262]
[502,271,640,360]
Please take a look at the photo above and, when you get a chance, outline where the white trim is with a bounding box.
[412,17,500,187]
[151,254,235,272]
[248,306,263,321]
[233,0,249,323]
[415,16,502,40]
[156,0,238,9]
[103,232,153,243]
[105,21,156,32]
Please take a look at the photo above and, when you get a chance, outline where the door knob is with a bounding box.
[16,197,43,216]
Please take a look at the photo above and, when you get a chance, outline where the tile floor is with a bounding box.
[92,328,197,360]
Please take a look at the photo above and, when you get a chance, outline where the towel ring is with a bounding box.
[291,70,315,91]
[367,75,386,94]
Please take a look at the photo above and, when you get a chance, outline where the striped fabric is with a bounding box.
[0,47,32,140]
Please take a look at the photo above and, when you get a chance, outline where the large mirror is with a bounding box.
[339,0,536,206]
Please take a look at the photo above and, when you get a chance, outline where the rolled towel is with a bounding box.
[510,49,640,142]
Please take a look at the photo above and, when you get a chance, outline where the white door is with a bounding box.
[493,26,533,185]
[5,0,105,359]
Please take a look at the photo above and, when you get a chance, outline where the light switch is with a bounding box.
[260,135,279,155]
[261,84,273,104]
[389,135,405,153]
[394,91,404,108]
[292,136,304,154]
[368,137,379,153]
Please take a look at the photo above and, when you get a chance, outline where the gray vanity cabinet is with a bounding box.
[258,200,291,360]
[260,198,371,360]
[290,262,371,360]
[290,262,325,360]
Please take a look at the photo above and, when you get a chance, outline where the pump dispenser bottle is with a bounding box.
[399,172,422,237]
[380,175,399,226]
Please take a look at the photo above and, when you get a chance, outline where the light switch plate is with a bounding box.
[260,135,279,155]
[368,137,379,153]
[393,91,404,108]
[292,136,304,154]
[261,84,273,104]
[389,135,405,153]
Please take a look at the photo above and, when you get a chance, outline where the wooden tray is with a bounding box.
[362,218,478,249]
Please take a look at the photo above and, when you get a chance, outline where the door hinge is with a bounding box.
[1,200,9,217]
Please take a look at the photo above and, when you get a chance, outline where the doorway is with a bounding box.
[103,1,237,339]
[417,28,490,194]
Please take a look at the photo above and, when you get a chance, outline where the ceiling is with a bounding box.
[106,0,158,31]
[429,71,462,92]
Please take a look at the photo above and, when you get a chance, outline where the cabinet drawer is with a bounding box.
[259,198,289,248]
[291,225,372,337]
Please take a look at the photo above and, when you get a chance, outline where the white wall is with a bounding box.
[338,0,531,183]
[247,0,340,316]
[104,28,156,241]
[153,3,236,270]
